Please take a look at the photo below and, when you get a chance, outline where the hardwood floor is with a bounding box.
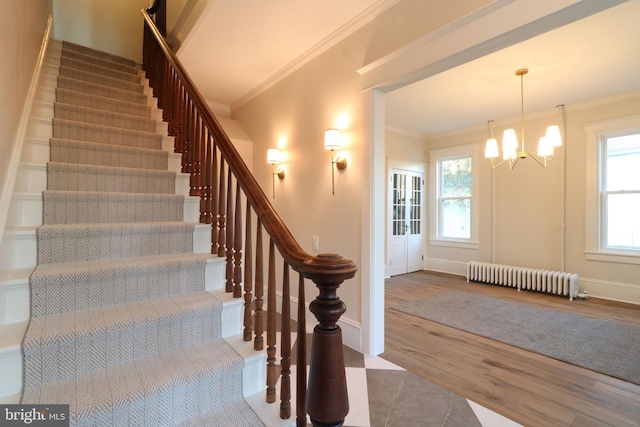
[381,270,640,427]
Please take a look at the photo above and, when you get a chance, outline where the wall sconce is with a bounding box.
[324,128,347,195]
[266,148,284,199]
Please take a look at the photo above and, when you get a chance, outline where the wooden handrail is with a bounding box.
[140,10,357,285]
[141,8,357,427]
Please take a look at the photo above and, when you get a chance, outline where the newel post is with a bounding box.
[305,254,356,427]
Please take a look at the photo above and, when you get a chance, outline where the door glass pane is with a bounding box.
[410,175,421,235]
[392,173,406,236]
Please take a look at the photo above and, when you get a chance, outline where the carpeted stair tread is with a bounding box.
[58,75,147,105]
[54,102,157,133]
[50,138,167,170]
[47,162,175,194]
[59,65,145,94]
[62,40,137,67]
[177,401,264,427]
[22,337,257,426]
[61,48,139,75]
[29,253,209,316]
[43,190,183,224]
[56,88,152,118]
[36,221,196,264]
[53,118,161,149]
[60,56,141,83]
[23,291,222,385]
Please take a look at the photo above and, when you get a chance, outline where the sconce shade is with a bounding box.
[324,128,341,150]
[546,125,562,147]
[266,148,281,164]
[485,138,499,158]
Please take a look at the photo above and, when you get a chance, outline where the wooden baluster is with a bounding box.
[280,263,292,419]
[176,90,187,154]
[167,71,176,136]
[243,205,253,341]
[307,254,350,427]
[233,181,243,298]
[202,131,212,224]
[296,273,307,427]
[266,238,276,403]
[189,114,200,196]
[211,143,219,254]
[225,168,234,293]
[253,219,264,351]
[217,159,226,258]
[175,85,185,152]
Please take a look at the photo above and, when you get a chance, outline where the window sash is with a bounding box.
[438,154,472,240]
[599,133,640,252]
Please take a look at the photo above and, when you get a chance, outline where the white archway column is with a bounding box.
[361,88,386,356]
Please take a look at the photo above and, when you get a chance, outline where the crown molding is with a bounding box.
[231,0,402,111]
[423,89,640,141]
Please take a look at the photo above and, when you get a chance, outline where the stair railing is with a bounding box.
[142,8,357,427]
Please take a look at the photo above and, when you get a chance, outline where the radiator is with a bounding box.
[466,261,579,300]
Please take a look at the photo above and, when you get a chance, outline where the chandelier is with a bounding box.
[485,68,562,169]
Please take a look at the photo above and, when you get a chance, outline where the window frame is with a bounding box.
[429,144,480,249]
[585,114,640,265]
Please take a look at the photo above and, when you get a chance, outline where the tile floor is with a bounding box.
[257,331,522,427]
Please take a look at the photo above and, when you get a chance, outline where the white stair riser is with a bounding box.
[162,135,176,152]
[0,345,23,402]
[0,230,37,270]
[31,101,53,120]
[184,196,200,223]
[0,281,30,324]
[7,194,42,228]
[169,152,182,173]
[15,164,46,193]
[0,224,212,270]
[21,138,49,164]
[29,117,52,140]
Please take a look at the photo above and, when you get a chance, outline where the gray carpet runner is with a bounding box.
[21,41,264,426]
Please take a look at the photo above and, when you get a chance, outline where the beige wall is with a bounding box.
[53,0,150,62]
[385,130,426,163]
[425,94,640,303]
[233,0,492,332]
[0,0,52,230]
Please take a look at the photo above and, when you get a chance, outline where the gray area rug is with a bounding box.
[392,291,640,385]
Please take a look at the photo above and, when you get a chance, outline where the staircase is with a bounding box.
[0,39,274,426]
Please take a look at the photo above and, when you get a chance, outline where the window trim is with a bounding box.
[429,144,480,249]
[585,114,640,265]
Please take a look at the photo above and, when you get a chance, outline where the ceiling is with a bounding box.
[177,0,640,138]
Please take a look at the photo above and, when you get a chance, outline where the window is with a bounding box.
[440,156,472,239]
[585,114,640,264]
[601,134,640,251]
[429,144,479,249]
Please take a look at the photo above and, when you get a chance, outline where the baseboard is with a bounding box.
[579,277,640,305]
[274,291,362,353]
[423,258,467,276]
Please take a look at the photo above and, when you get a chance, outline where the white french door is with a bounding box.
[388,168,423,276]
